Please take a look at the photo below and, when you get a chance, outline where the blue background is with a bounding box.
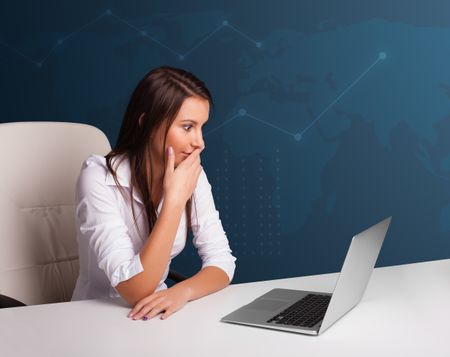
[1,0,449,283]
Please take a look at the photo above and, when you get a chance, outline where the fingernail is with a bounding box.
[143,316,148,321]
[167,147,173,155]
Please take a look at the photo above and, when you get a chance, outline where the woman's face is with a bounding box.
[152,96,209,168]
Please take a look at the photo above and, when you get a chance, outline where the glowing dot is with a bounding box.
[256,42,262,48]
[105,9,112,15]
[238,108,247,116]
[178,55,185,61]
[294,133,302,141]
[57,39,63,45]
[141,31,147,37]
[222,20,228,26]
[378,52,387,60]
[36,62,42,68]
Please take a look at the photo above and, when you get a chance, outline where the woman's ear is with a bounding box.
[138,113,145,127]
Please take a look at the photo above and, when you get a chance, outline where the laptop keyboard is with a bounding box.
[267,294,331,328]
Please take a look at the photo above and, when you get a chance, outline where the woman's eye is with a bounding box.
[183,125,193,131]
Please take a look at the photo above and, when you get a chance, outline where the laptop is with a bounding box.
[221,217,391,335]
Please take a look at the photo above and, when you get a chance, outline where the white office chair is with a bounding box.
[0,122,111,306]
[0,121,187,308]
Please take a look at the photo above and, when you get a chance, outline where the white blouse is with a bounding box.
[71,154,236,301]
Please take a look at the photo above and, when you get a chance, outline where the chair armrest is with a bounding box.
[167,269,188,283]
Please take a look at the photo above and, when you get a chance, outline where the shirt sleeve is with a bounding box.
[191,169,237,282]
[75,162,144,288]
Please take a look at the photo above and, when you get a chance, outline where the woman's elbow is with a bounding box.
[115,276,158,306]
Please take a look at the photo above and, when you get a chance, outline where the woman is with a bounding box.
[71,66,236,321]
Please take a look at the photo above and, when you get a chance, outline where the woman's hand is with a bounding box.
[127,283,191,320]
[163,147,202,207]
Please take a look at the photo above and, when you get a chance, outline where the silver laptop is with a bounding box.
[221,217,391,335]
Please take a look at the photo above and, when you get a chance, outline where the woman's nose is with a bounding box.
[193,132,205,150]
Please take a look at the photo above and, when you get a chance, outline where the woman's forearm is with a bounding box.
[175,266,230,301]
[116,198,185,304]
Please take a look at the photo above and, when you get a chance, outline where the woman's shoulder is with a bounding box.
[79,154,108,178]
[76,154,110,193]
[77,154,130,193]
[82,154,107,167]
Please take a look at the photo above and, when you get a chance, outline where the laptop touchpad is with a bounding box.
[246,299,288,311]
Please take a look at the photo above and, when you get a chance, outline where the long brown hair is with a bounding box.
[105,66,213,238]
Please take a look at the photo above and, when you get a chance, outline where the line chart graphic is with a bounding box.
[1,9,385,146]
[205,52,387,140]
[0,10,262,68]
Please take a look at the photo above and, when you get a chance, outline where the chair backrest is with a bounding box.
[0,122,111,305]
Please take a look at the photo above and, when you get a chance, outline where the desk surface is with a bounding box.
[1,259,449,357]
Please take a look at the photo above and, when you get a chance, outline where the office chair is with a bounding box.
[0,122,186,309]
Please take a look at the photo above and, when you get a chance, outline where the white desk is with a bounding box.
[1,259,449,357]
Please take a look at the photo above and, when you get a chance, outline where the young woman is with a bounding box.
[71,66,236,321]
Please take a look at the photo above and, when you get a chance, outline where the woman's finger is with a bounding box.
[133,304,155,321]
[146,303,168,319]
[129,295,155,316]
[132,297,164,320]
[129,294,160,318]
[165,146,175,176]
[178,148,201,168]
[160,307,175,320]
